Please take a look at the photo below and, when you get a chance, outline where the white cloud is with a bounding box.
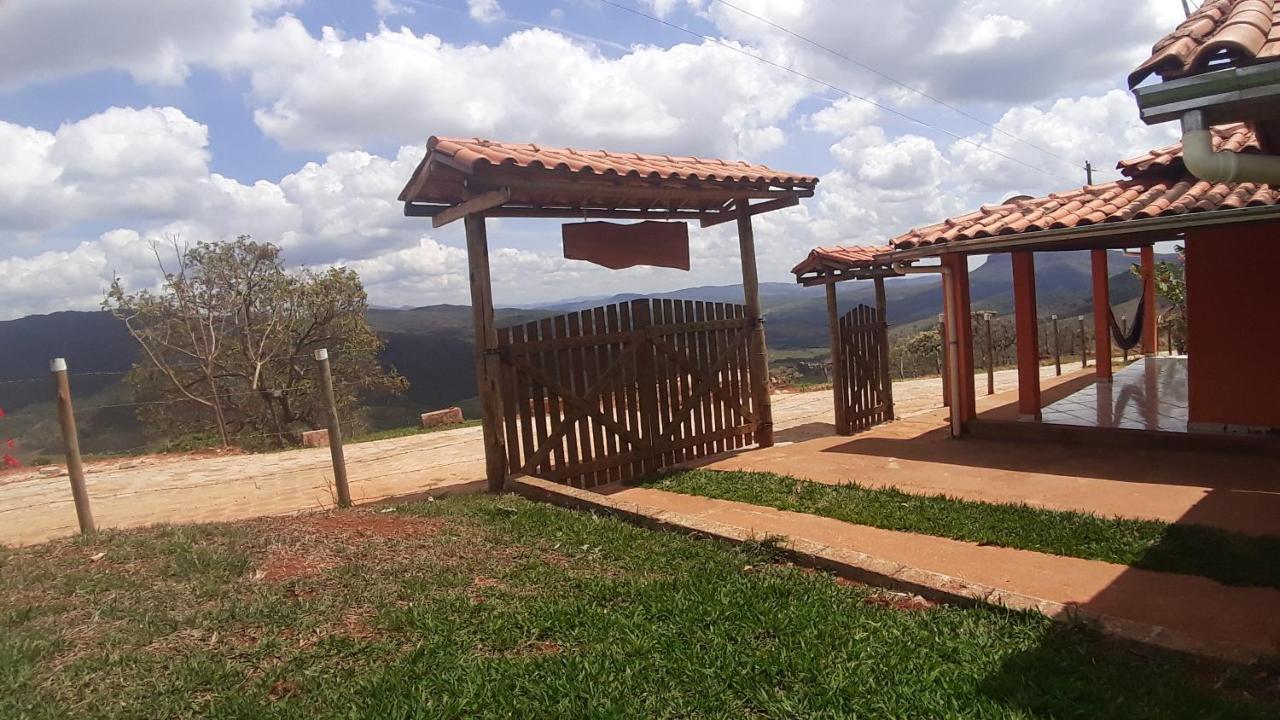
[938,14,1029,55]
[224,20,811,157]
[468,0,503,23]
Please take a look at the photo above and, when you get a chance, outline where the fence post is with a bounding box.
[1121,315,1129,364]
[984,315,994,395]
[315,349,351,508]
[1078,316,1087,368]
[50,358,94,535]
[1051,314,1061,376]
[937,314,950,407]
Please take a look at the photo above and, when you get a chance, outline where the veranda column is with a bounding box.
[464,214,508,491]
[1091,249,1113,381]
[737,204,774,447]
[1012,250,1042,420]
[1140,245,1158,356]
[943,254,976,421]
[826,282,848,435]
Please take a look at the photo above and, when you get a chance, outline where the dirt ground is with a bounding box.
[0,367,1048,547]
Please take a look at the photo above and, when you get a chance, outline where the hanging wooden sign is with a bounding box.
[562,221,690,271]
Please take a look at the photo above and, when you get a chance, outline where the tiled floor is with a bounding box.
[1040,356,1188,432]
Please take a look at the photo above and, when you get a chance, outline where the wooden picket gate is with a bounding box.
[495,298,761,488]
[834,304,893,434]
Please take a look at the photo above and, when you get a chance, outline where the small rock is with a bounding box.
[88,552,106,562]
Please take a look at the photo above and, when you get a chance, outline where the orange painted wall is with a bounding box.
[1185,221,1280,429]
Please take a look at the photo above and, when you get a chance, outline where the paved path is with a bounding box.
[707,368,1280,537]
[528,478,1280,661]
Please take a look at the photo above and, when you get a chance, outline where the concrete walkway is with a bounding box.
[707,368,1280,537]
[520,477,1280,662]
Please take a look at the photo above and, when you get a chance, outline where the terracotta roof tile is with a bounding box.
[425,136,818,186]
[1130,0,1280,86]
[791,245,895,278]
[1116,123,1257,176]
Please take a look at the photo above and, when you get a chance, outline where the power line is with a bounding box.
[709,0,1087,175]
[597,0,1072,182]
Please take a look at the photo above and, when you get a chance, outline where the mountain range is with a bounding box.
[0,249,1165,458]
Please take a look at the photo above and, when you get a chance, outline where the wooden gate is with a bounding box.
[495,298,761,488]
[833,304,893,434]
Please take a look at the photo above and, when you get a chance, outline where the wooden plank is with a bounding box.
[698,193,799,228]
[734,304,754,445]
[504,328,639,355]
[709,303,727,454]
[826,283,847,434]
[632,299,661,475]
[595,305,620,484]
[566,312,592,487]
[652,299,673,467]
[649,317,751,334]
[580,310,608,488]
[433,188,511,228]
[497,326,521,472]
[538,317,567,477]
[618,302,644,480]
[553,313,581,484]
[524,320,549,474]
[511,324,536,470]
[693,301,713,458]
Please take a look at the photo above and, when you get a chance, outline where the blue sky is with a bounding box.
[0,0,1186,318]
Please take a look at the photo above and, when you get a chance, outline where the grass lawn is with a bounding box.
[2,495,1276,719]
[650,470,1280,589]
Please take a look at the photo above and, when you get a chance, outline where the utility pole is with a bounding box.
[1085,161,1094,185]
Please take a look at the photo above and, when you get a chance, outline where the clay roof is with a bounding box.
[399,136,818,218]
[1129,0,1280,87]
[888,124,1280,249]
[791,245,895,279]
[1116,123,1257,175]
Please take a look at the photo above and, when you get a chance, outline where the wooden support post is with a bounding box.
[1141,245,1158,356]
[826,282,848,434]
[1012,251,1041,420]
[1052,314,1061,376]
[984,315,994,395]
[737,205,774,447]
[50,358,94,534]
[873,276,894,420]
[464,214,508,491]
[1079,315,1087,368]
[314,348,350,508]
[1091,249,1113,381]
[938,313,950,407]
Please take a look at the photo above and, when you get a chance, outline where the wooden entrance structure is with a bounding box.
[495,298,759,488]
[399,136,817,490]
[833,304,892,434]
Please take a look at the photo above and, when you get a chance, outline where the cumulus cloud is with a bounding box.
[468,0,503,23]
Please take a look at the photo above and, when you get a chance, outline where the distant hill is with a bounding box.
[0,249,1172,457]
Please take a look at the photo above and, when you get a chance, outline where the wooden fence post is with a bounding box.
[983,314,994,395]
[1079,315,1087,368]
[1051,314,1061,376]
[50,358,94,535]
[826,283,847,434]
[736,205,774,447]
[874,276,894,421]
[938,314,950,407]
[315,349,351,508]
[1121,315,1129,364]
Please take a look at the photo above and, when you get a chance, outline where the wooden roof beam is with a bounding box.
[700,194,800,228]
[431,188,512,228]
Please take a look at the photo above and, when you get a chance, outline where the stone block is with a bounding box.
[301,429,330,447]
[421,407,465,428]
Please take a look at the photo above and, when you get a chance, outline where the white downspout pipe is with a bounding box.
[1181,110,1280,185]
[893,262,964,438]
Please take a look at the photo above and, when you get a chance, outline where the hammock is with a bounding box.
[1107,273,1148,351]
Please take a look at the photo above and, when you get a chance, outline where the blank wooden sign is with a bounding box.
[562,221,690,271]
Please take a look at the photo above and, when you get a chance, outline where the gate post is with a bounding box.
[736,204,774,447]
[826,283,848,435]
[874,276,894,421]
[464,214,508,491]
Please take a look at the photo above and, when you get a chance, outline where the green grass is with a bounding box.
[2,495,1276,719]
[650,470,1280,589]
[348,419,481,444]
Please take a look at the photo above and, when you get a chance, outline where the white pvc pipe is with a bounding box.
[1181,110,1280,185]
[893,262,964,438]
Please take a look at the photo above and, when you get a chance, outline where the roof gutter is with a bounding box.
[1181,109,1280,184]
